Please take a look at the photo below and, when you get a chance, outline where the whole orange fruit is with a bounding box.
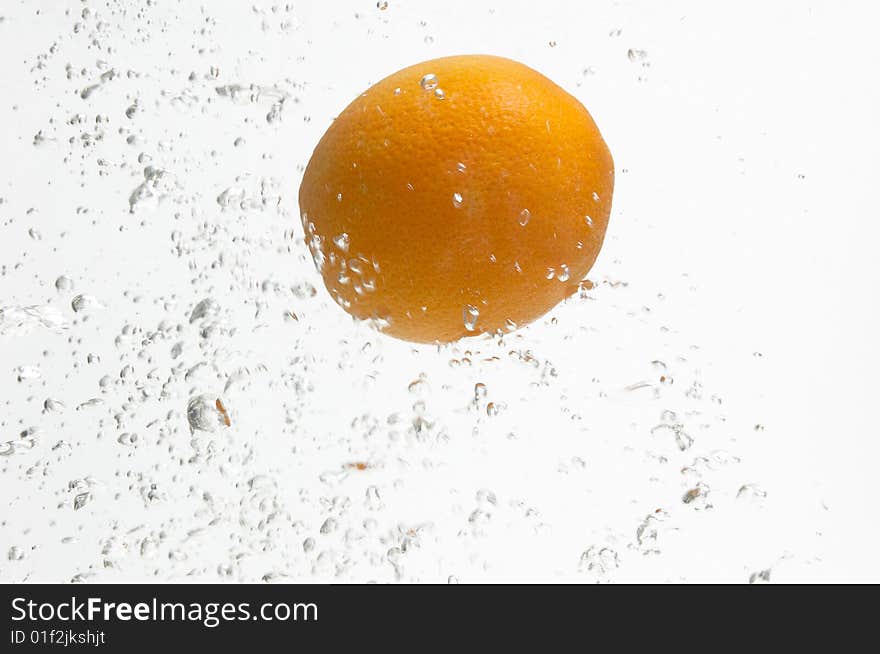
[299,54,614,343]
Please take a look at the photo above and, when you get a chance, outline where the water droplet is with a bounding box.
[266,101,283,124]
[627,48,648,62]
[420,74,438,91]
[558,264,570,282]
[186,395,228,433]
[365,485,383,510]
[579,546,619,576]
[55,275,74,292]
[189,298,220,323]
[463,304,479,331]
[651,423,694,451]
[585,215,593,227]
[749,569,772,584]
[452,192,463,208]
[73,492,92,510]
[487,402,505,417]
[71,294,101,313]
[737,483,768,502]
[117,432,138,446]
[16,365,41,382]
[433,88,445,100]
[43,398,65,413]
[682,483,708,505]
[408,375,428,394]
[333,233,350,252]
[518,209,531,226]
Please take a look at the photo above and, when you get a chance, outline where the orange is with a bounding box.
[298,54,614,343]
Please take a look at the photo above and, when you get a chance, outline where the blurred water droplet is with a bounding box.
[16,365,41,382]
[579,546,619,577]
[737,483,768,502]
[73,492,92,510]
[333,233,350,252]
[189,298,220,323]
[558,264,570,282]
[749,569,772,584]
[186,395,228,433]
[71,294,101,313]
[487,401,505,417]
[651,423,694,451]
[43,398,65,413]
[463,304,479,331]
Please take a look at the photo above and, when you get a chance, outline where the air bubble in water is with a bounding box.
[186,395,228,433]
[558,264,570,282]
[463,304,479,331]
[71,294,101,313]
[43,398,65,412]
[189,298,220,323]
[16,366,41,382]
[333,233,350,252]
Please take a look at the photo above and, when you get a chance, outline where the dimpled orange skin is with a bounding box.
[299,54,614,343]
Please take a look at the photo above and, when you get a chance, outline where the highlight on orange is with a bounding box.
[298,54,614,343]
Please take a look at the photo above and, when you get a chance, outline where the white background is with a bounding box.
[0,0,878,582]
